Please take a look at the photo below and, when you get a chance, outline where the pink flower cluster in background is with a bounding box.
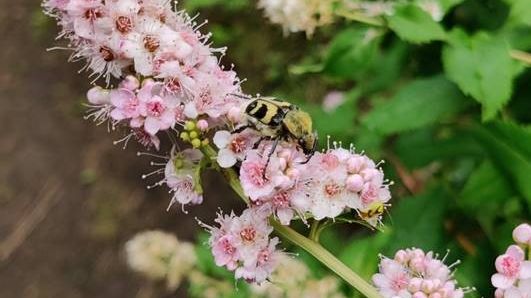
[493,223,531,298]
[373,248,468,298]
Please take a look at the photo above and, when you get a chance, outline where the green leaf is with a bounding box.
[472,121,531,205]
[338,232,391,280]
[323,26,381,79]
[436,0,465,12]
[442,29,518,120]
[454,248,495,298]
[505,0,531,26]
[395,128,483,169]
[362,75,468,135]
[459,160,515,236]
[184,0,248,12]
[354,125,385,158]
[386,4,447,43]
[386,186,449,253]
[304,89,360,144]
[194,232,234,279]
[362,41,409,94]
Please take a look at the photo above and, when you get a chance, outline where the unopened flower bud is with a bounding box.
[119,75,140,90]
[409,277,422,292]
[185,121,196,131]
[512,223,531,245]
[191,139,201,148]
[197,119,209,131]
[361,168,379,181]
[189,131,198,139]
[87,86,110,105]
[180,131,190,141]
[346,174,364,192]
[395,250,408,263]
[141,78,155,88]
[347,156,363,173]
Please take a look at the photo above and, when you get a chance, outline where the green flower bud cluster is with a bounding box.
[180,121,209,149]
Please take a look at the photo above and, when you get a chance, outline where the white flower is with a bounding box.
[213,130,259,168]
[257,0,335,36]
[125,230,197,289]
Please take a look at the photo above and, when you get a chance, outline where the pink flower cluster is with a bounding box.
[223,139,391,226]
[207,208,281,284]
[45,0,244,149]
[373,248,467,298]
[493,223,531,298]
[45,0,394,286]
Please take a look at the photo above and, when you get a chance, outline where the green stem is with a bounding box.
[200,144,248,204]
[335,9,385,27]
[270,220,382,298]
[510,49,531,65]
[309,219,321,242]
[201,144,382,298]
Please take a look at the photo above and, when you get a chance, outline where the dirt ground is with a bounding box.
[0,1,251,297]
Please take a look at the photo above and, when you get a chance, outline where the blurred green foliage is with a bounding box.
[182,0,531,296]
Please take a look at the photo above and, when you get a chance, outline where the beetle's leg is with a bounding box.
[301,132,318,164]
[253,136,271,150]
[231,124,252,134]
[263,137,280,179]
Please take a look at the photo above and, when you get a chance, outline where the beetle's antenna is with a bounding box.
[229,93,253,100]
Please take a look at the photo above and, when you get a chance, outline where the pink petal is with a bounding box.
[276,208,294,226]
[505,287,523,298]
[110,89,133,107]
[519,278,531,293]
[372,273,390,288]
[144,117,160,135]
[507,245,525,261]
[492,273,516,289]
[110,109,126,121]
[217,149,237,168]
[87,86,110,105]
[184,102,198,119]
[520,261,531,279]
[513,224,531,244]
[213,131,231,149]
[129,117,143,128]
